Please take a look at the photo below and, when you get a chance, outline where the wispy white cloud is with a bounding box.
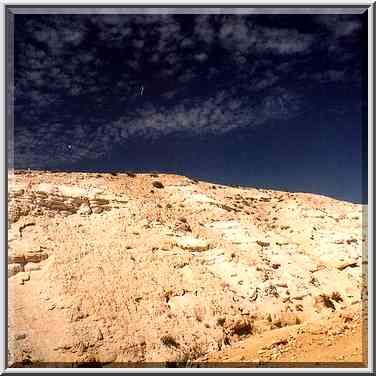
[111,88,301,142]
[194,14,216,44]
[194,52,208,62]
[315,15,361,38]
[14,85,303,168]
[259,28,314,54]
[13,13,363,168]
[219,18,314,56]
[313,69,346,83]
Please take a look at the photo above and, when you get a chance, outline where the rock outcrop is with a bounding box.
[7,170,367,367]
[8,182,126,224]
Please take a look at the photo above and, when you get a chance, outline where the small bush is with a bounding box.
[320,294,336,310]
[309,276,320,287]
[331,291,343,302]
[161,335,179,348]
[152,181,164,189]
[171,343,206,366]
[216,317,226,327]
[231,319,253,336]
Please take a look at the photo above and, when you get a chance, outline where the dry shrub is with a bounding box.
[331,291,343,302]
[168,343,206,367]
[152,181,164,189]
[231,319,253,336]
[194,306,205,322]
[216,317,226,327]
[319,294,336,310]
[161,335,179,349]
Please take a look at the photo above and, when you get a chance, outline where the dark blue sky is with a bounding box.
[13,11,368,203]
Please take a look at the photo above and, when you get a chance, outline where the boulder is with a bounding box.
[57,185,88,198]
[24,262,41,272]
[78,203,92,215]
[174,236,211,252]
[91,206,103,214]
[8,263,23,277]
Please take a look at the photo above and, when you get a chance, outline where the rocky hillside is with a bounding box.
[8,170,368,367]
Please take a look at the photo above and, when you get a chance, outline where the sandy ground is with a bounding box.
[203,302,367,367]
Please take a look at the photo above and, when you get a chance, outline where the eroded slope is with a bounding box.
[8,170,367,366]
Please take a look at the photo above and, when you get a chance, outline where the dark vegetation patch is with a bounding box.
[161,335,180,349]
[152,181,164,189]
